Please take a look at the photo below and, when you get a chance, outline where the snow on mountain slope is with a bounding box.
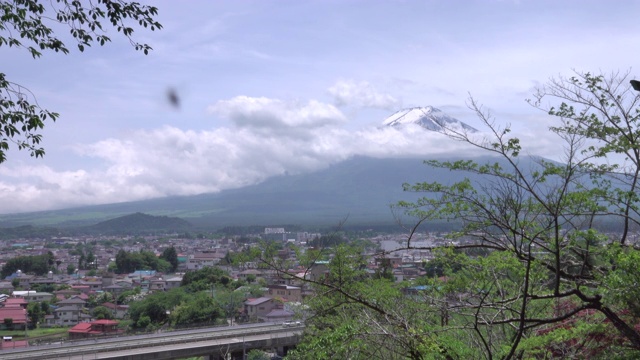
[383,106,478,133]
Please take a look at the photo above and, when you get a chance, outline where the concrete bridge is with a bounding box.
[0,322,303,360]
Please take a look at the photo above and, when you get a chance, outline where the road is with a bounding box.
[0,322,303,360]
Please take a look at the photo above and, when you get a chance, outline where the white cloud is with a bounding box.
[328,80,399,110]
[209,96,347,132]
[0,96,491,214]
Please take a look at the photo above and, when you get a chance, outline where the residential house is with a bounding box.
[103,284,127,297]
[307,262,329,282]
[29,274,62,289]
[53,306,81,324]
[101,302,128,319]
[54,289,82,301]
[267,285,302,302]
[392,269,404,283]
[244,297,280,322]
[80,279,103,292]
[164,276,182,291]
[14,274,35,290]
[267,272,297,286]
[46,306,89,327]
[56,296,86,309]
[238,269,263,282]
[114,279,134,289]
[0,306,27,330]
[70,285,91,295]
[0,282,14,294]
[186,250,226,270]
[68,319,122,340]
[44,296,88,327]
[149,279,166,292]
[375,257,403,269]
[3,298,27,309]
[15,292,54,303]
[263,308,295,323]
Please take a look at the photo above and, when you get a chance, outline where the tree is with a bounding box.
[286,244,435,360]
[284,71,640,359]
[95,291,114,305]
[247,350,270,360]
[92,306,113,320]
[0,0,162,163]
[390,70,640,358]
[214,290,245,325]
[160,246,179,272]
[30,283,55,293]
[78,253,86,270]
[114,249,168,273]
[181,266,232,292]
[86,251,96,270]
[1,253,54,277]
[26,302,44,326]
[40,301,49,316]
[128,288,187,328]
[171,291,222,326]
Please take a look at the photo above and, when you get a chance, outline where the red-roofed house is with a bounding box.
[68,320,122,340]
[0,307,27,330]
[3,298,27,309]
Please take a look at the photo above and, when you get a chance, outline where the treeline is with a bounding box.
[128,266,262,330]
[87,212,192,235]
[0,225,70,240]
[114,247,178,274]
[1,252,55,278]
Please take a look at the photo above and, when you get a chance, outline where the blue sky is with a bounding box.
[1,0,639,214]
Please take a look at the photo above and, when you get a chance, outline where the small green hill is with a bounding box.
[87,212,192,234]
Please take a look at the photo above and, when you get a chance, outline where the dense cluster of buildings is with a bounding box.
[0,229,454,347]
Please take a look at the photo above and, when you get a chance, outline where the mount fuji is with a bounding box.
[382,106,478,133]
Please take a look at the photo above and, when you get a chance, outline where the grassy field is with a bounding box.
[0,327,68,340]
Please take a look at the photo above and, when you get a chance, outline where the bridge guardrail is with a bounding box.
[0,322,305,360]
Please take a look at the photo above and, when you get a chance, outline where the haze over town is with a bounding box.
[2,0,638,214]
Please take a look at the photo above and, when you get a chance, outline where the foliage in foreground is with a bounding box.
[0,0,162,163]
[282,71,640,360]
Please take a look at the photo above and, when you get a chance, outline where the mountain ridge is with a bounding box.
[0,107,485,230]
[0,155,508,230]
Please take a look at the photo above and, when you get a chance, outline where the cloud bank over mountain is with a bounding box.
[0,92,499,214]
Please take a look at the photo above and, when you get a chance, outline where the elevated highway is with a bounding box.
[0,322,303,360]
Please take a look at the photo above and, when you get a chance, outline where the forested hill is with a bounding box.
[86,212,192,235]
[0,225,68,240]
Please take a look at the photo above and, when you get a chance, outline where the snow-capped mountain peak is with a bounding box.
[382,106,478,133]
